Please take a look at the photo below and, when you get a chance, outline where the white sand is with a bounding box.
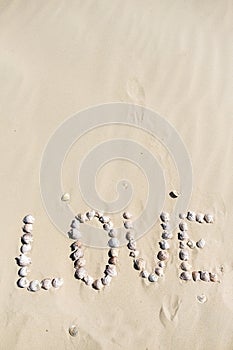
[1,1,233,349]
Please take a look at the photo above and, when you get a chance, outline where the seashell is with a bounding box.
[75,213,87,223]
[86,210,95,221]
[125,231,135,241]
[93,279,104,290]
[22,233,33,244]
[127,240,137,251]
[23,215,35,224]
[200,271,210,282]
[161,222,171,230]
[197,294,207,303]
[103,222,113,231]
[68,228,82,240]
[134,258,146,271]
[148,273,158,282]
[179,222,188,231]
[196,213,205,223]
[187,240,196,249]
[159,240,170,250]
[180,262,192,271]
[83,275,94,286]
[178,231,189,241]
[108,229,118,238]
[123,212,133,220]
[21,243,32,254]
[157,251,169,261]
[155,267,164,277]
[28,280,41,292]
[129,250,139,258]
[192,271,200,281]
[109,248,119,257]
[158,261,166,268]
[140,270,149,278]
[169,190,180,198]
[69,325,78,337]
[41,278,52,290]
[72,249,84,260]
[71,219,80,229]
[74,258,86,268]
[179,213,186,220]
[160,212,170,222]
[209,272,219,283]
[109,256,118,265]
[179,250,189,261]
[124,221,133,229]
[161,231,173,240]
[179,242,186,249]
[196,239,205,249]
[180,272,192,281]
[105,265,117,277]
[101,275,112,286]
[71,240,82,251]
[16,254,31,267]
[61,193,70,201]
[75,267,87,280]
[17,277,29,288]
[23,224,33,233]
[108,238,120,248]
[52,277,64,288]
[95,211,104,218]
[18,266,29,277]
[99,216,110,224]
[204,213,214,223]
[187,211,196,221]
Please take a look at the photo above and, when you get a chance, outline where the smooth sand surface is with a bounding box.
[1,1,233,349]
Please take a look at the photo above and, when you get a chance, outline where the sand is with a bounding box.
[1,1,233,349]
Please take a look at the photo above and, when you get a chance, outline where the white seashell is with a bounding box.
[180,272,192,281]
[83,275,94,286]
[41,278,52,290]
[101,275,112,286]
[124,221,133,229]
[192,271,200,281]
[148,273,158,282]
[158,261,166,268]
[170,190,180,198]
[187,240,196,249]
[157,251,169,261]
[160,212,170,222]
[179,250,189,261]
[18,266,29,277]
[200,271,210,282]
[140,270,149,278]
[204,213,214,223]
[74,258,86,268]
[21,243,32,254]
[75,213,87,223]
[52,277,64,288]
[161,222,171,230]
[99,216,110,224]
[187,211,196,221]
[196,213,205,223]
[108,238,120,248]
[109,256,118,265]
[93,279,103,290]
[159,240,170,250]
[71,219,80,229]
[72,249,84,260]
[123,212,133,220]
[70,240,82,251]
[16,254,31,267]
[197,294,207,303]
[155,267,164,277]
[69,325,79,337]
[75,267,87,280]
[127,240,137,251]
[210,272,219,283]
[179,222,188,231]
[179,213,186,220]
[161,232,173,240]
[22,233,33,244]
[109,248,119,257]
[103,222,113,231]
[134,258,146,271]
[179,242,186,249]
[129,250,139,258]
[23,224,33,233]
[68,228,82,240]
[178,231,189,241]
[105,265,117,277]
[28,280,41,292]
[61,193,70,201]
[196,239,206,249]
[23,215,35,224]
[108,229,118,238]
[180,262,192,271]
[86,210,95,221]
[125,231,134,241]
[17,277,29,288]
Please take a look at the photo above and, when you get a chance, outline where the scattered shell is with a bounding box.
[74,258,86,268]
[123,212,133,220]
[83,275,94,286]
[192,271,200,281]
[200,271,210,282]
[99,216,110,224]
[21,243,32,254]
[155,267,164,277]
[179,213,186,220]
[103,222,113,231]
[16,254,31,267]
[180,272,192,281]
[75,213,87,223]
[129,250,139,258]
[22,233,33,244]
[86,210,95,221]
[41,278,52,290]
[179,250,189,261]
[158,261,166,268]
[140,270,149,278]
[204,213,214,223]
[108,238,120,248]
[127,240,137,251]
[124,221,133,229]
[108,229,118,238]
[71,240,82,251]
[71,219,80,229]
[178,231,189,241]
[180,262,192,271]
[161,232,173,240]
[148,273,158,282]
[93,279,104,290]
[187,240,196,249]
[101,275,112,286]
[23,224,33,233]
[196,239,206,249]
[159,240,170,250]
[109,256,118,265]
[160,212,170,222]
[179,242,186,249]
[109,248,119,258]
[75,267,87,280]
[69,325,78,337]
[23,215,35,224]
[134,258,146,271]
[105,265,117,277]
[210,273,219,283]
[72,249,84,260]
[197,294,207,303]
[68,228,82,240]
[125,231,134,241]
[157,251,169,261]
[18,266,29,277]
[187,211,196,221]
[61,193,70,201]
[52,278,64,288]
[196,213,205,223]
[169,190,180,198]
[179,222,188,231]
[17,277,29,288]
[28,280,41,292]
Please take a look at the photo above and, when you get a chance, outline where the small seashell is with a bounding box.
[123,212,133,220]
[28,280,41,292]
[148,273,158,282]
[169,190,180,198]
[86,210,95,221]
[197,294,207,303]
[160,212,170,222]
[180,262,192,271]
[105,265,117,277]
[17,277,29,288]
[95,211,104,218]
[21,243,32,254]
[155,267,164,277]
[71,240,82,251]
[22,233,33,244]
[75,267,87,280]
[179,213,186,220]
[23,215,35,224]
[158,261,166,268]
[200,271,210,282]
[161,222,171,230]
[109,248,119,257]
[127,240,137,251]
[23,224,33,233]
[101,275,112,286]
[161,232,173,240]
[196,213,205,223]
[68,228,82,240]
[52,277,64,288]
[157,251,169,261]
[129,250,139,258]
[187,211,196,221]
[93,279,103,290]
[103,222,113,231]
[75,213,87,223]
[209,272,219,283]
[41,278,52,290]
[74,258,86,268]
[124,221,133,229]
[178,231,189,241]
[16,254,31,267]
[69,325,78,337]
[83,275,94,286]
[204,213,214,223]
[99,216,110,224]
[72,249,84,260]
[196,239,205,249]
[192,271,200,281]
[159,240,170,250]
[109,256,118,265]
[18,266,29,277]
[125,231,135,241]
[187,240,196,249]
[134,258,146,271]
[179,250,189,261]
[179,242,186,249]
[61,193,70,201]
[71,219,80,229]
[179,222,188,231]
[180,272,192,281]
[140,270,149,278]
[108,238,120,248]
[108,229,118,238]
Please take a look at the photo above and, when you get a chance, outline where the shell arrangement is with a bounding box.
[68,210,119,290]
[15,215,64,292]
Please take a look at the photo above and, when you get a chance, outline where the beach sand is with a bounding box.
[0,1,233,349]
